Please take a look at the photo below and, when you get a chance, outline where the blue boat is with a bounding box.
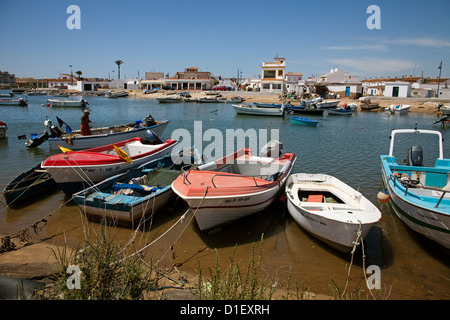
[253,102,282,108]
[380,128,450,249]
[72,150,202,225]
[290,116,319,126]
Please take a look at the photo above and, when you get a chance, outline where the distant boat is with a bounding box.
[48,98,88,107]
[105,90,129,98]
[385,104,411,114]
[3,163,58,205]
[437,103,450,116]
[217,97,244,103]
[156,95,183,103]
[143,87,160,94]
[290,116,319,126]
[0,121,7,138]
[253,102,282,108]
[315,99,340,109]
[326,105,356,115]
[197,96,218,103]
[359,97,379,110]
[0,92,14,98]
[0,98,28,106]
[232,104,286,116]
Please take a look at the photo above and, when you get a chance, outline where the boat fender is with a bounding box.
[377,190,390,203]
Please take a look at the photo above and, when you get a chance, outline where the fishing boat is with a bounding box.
[171,141,296,231]
[0,93,14,98]
[385,104,411,114]
[290,116,319,126]
[315,99,340,109]
[105,90,129,98]
[252,102,282,108]
[3,163,58,205]
[197,96,218,103]
[437,103,450,116]
[72,150,202,224]
[46,116,169,151]
[0,98,28,106]
[326,105,356,115]
[156,95,183,103]
[0,121,7,138]
[286,173,382,252]
[143,87,160,94]
[380,127,450,249]
[217,97,244,103]
[359,97,380,110]
[42,135,178,195]
[47,98,88,107]
[232,104,286,116]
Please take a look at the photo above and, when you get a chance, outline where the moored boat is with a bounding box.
[42,135,178,194]
[156,95,183,103]
[380,127,450,249]
[47,98,88,107]
[253,102,282,108]
[286,173,382,252]
[171,141,296,231]
[385,104,411,114]
[290,116,319,126]
[0,98,28,106]
[232,104,286,116]
[0,121,7,138]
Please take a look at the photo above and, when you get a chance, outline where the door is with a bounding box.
[345,86,350,97]
[392,86,399,97]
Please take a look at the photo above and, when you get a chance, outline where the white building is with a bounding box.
[259,56,286,93]
[384,82,411,98]
[321,68,359,83]
[326,83,363,98]
[285,72,305,95]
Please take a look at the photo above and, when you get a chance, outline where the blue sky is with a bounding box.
[1,0,449,80]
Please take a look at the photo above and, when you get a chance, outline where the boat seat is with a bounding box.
[307,194,323,202]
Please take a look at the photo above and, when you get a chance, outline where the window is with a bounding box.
[262,83,270,89]
[273,84,281,89]
[263,70,276,79]
[278,70,283,77]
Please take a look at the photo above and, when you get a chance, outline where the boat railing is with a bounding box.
[210,173,275,188]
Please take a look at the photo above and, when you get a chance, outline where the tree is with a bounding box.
[115,60,124,79]
[75,71,82,80]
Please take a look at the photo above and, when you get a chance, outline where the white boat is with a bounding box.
[385,104,411,114]
[156,95,183,103]
[286,173,382,252]
[437,103,450,115]
[46,117,170,151]
[105,90,129,98]
[197,96,218,103]
[42,136,178,194]
[143,87,160,94]
[232,104,286,116]
[359,97,380,110]
[0,121,7,138]
[380,128,450,249]
[315,99,340,109]
[172,141,296,231]
[0,98,28,106]
[48,98,88,107]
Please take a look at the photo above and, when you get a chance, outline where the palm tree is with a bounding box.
[75,70,82,80]
[115,60,124,79]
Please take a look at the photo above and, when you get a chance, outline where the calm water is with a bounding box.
[0,92,449,299]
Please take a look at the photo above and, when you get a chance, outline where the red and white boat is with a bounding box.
[42,135,178,194]
[171,142,296,231]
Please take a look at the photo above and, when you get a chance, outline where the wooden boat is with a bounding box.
[232,104,285,116]
[3,163,58,205]
[287,106,324,115]
[380,128,450,249]
[0,121,7,139]
[42,136,178,194]
[286,173,381,252]
[47,98,88,107]
[197,96,218,103]
[217,97,244,103]
[172,142,296,231]
[105,90,129,98]
[385,104,411,114]
[290,116,319,126]
[156,95,183,103]
[143,87,160,94]
[0,98,28,106]
[253,102,282,108]
[46,117,169,151]
[72,150,202,224]
[326,105,356,115]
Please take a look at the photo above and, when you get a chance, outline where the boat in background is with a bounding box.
[0,121,7,138]
[326,104,357,115]
[72,149,202,224]
[437,103,450,116]
[290,116,319,126]
[380,127,450,249]
[359,97,380,110]
[253,102,282,108]
[3,163,58,205]
[42,134,178,194]
[385,104,411,114]
[143,87,160,94]
[48,98,88,107]
[172,141,296,231]
[156,94,183,103]
[286,173,382,252]
[197,96,218,103]
[46,116,169,151]
[105,90,129,98]
[0,98,28,106]
[232,103,286,116]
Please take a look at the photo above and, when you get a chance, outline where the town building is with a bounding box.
[0,70,17,86]
[140,67,215,90]
[259,56,286,93]
[384,82,411,98]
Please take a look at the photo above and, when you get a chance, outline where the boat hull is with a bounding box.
[232,104,285,116]
[48,99,87,107]
[47,120,169,150]
[290,117,318,126]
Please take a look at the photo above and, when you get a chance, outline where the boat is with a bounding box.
[0,98,28,106]
[380,127,450,249]
[0,93,14,98]
[197,96,218,103]
[47,98,88,107]
[143,87,160,94]
[315,99,340,109]
[3,163,58,205]
[217,97,244,103]
[437,103,450,116]
[72,149,202,224]
[385,104,411,114]
[156,95,183,103]
[45,116,169,151]
[42,134,178,194]
[105,90,129,98]
[0,121,7,138]
[252,102,282,108]
[290,116,319,126]
[232,104,286,116]
[287,105,324,115]
[171,141,296,231]
[326,104,357,115]
[286,173,382,252]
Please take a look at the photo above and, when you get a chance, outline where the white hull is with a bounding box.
[0,126,6,139]
[232,104,285,116]
[385,104,411,114]
[316,100,340,109]
[48,99,86,107]
[48,121,169,150]
[286,173,381,252]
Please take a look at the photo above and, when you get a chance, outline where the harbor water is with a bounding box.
[0,92,449,299]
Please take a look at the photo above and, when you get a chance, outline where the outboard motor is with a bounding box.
[144,114,156,127]
[406,146,423,166]
[260,140,283,158]
[144,129,163,145]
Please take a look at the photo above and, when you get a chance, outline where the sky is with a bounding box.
[0,0,449,80]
